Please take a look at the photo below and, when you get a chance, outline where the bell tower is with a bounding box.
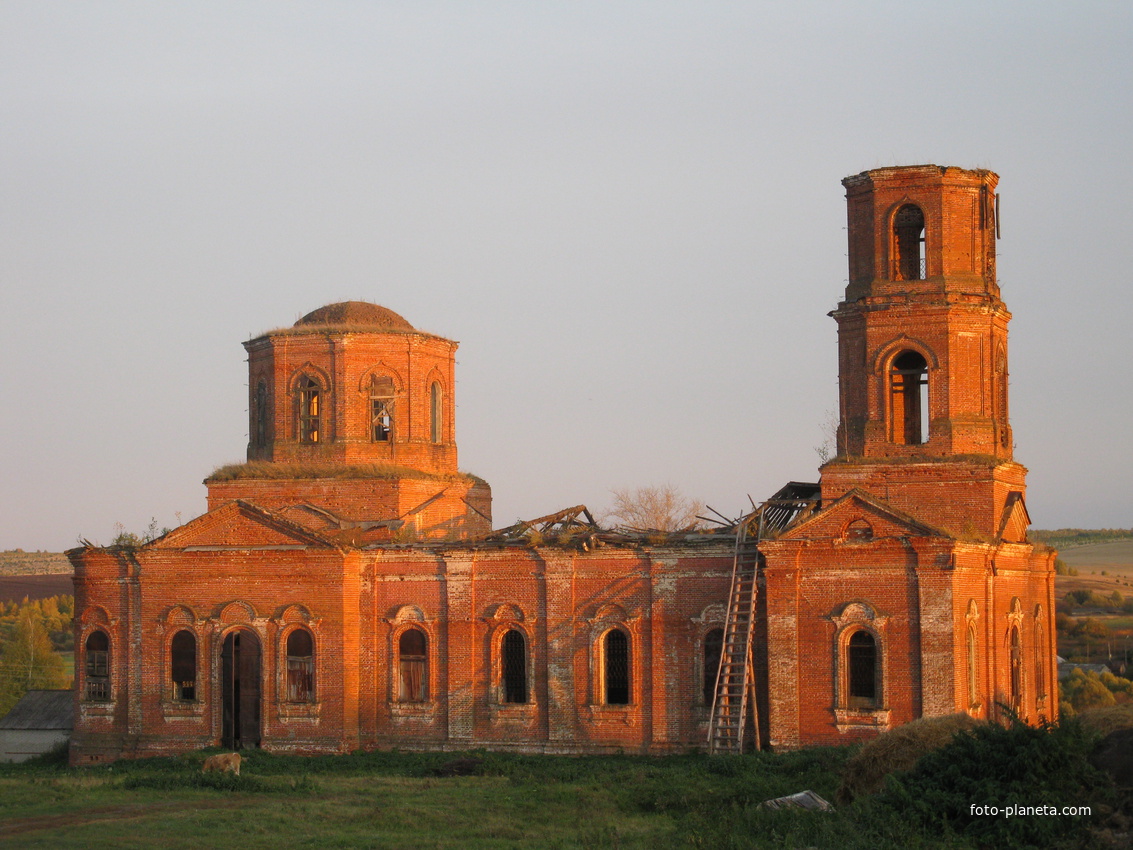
[822,166,1027,539]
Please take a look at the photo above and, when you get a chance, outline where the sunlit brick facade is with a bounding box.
[69,166,1056,763]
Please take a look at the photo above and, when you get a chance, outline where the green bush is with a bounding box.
[875,718,1111,848]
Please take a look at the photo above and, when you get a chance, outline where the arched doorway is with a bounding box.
[221,629,261,750]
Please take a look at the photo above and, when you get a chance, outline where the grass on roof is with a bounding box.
[206,461,485,486]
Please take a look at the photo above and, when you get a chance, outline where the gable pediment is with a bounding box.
[148,500,338,550]
[776,488,948,542]
[998,492,1031,543]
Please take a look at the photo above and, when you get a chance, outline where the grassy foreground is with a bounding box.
[0,742,1106,849]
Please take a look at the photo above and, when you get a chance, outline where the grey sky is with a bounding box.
[2,1,1130,551]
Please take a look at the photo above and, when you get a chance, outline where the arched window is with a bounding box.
[370,375,395,442]
[297,376,321,443]
[844,519,874,542]
[286,629,315,702]
[171,630,197,701]
[399,628,428,702]
[995,346,1009,449]
[893,204,925,281]
[1034,621,1047,703]
[703,628,724,706]
[254,381,268,447]
[966,625,978,709]
[889,350,928,445]
[430,382,442,444]
[603,629,631,705]
[1009,626,1023,709]
[501,629,528,704]
[85,631,110,701]
[847,630,878,708]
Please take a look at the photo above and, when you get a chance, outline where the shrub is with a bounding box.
[837,713,980,803]
[876,718,1111,848]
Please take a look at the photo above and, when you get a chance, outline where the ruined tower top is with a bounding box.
[841,165,999,304]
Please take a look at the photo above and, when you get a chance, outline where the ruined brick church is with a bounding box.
[69,166,1057,763]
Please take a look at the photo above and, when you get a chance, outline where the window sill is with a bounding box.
[834,706,890,733]
[390,701,438,721]
[278,701,321,721]
[161,699,205,719]
[489,702,538,722]
[585,704,637,725]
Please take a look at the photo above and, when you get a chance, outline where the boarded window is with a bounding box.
[370,375,394,442]
[890,350,928,445]
[502,629,528,704]
[85,631,110,701]
[171,630,196,701]
[399,628,428,702]
[430,382,442,444]
[254,381,268,447]
[298,376,321,443]
[604,629,631,705]
[967,625,978,708]
[703,628,724,705]
[286,629,315,702]
[893,204,925,280]
[1010,626,1023,708]
[847,630,878,707]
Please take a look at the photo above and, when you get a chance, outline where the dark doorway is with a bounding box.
[221,629,261,750]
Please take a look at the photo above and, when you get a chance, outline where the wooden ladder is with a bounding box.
[707,514,762,754]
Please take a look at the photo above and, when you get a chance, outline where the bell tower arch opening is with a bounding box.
[892,203,925,281]
[889,350,929,445]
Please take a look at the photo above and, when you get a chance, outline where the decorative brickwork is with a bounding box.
[69,167,1056,764]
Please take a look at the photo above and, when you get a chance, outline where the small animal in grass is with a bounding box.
[202,752,242,776]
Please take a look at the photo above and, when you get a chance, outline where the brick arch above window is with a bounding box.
[356,365,404,395]
[869,335,939,374]
[287,362,332,393]
[162,604,198,627]
[484,601,526,622]
[217,600,259,625]
[388,603,429,624]
[274,603,316,625]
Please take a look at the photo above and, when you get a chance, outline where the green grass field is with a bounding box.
[0,748,863,849]
[0,740,1115,850]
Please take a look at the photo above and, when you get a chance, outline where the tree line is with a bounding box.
[0,595,73,717]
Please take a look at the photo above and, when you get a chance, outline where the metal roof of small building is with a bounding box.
[0,690,73,731]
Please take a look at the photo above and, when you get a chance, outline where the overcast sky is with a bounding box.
[2,1,1130,551]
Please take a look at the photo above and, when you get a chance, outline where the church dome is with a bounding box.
[294,301,415,332]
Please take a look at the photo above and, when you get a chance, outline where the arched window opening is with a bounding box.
[85,631,110,701]
[847,630,878,708]
[254,381,268,448]
[430,382,442,444]
[604,629,631,705]
[171,630,197,701]
[845,519,874,542]
[399,628,428,702]
[995,347,1009,448]
[501,629,528,704]
[966,625,978,709]
[298,376,321,444]
[286,629,315,702]
[370,375,395,442]
[703,628,724,706]
[1009,626,1023,709]
[893,204,925,281]
[889,350,929,445]
[1034,623,1047,702]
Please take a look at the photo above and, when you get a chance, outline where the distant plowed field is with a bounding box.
[0,573,74,604]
